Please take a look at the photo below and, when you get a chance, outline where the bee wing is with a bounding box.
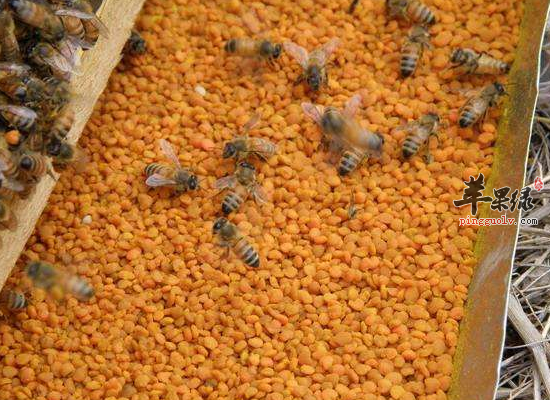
[0,62,30,75]
[40,46,75,74]
[315,37,340,66]
[0,105,37,120]
[145,173,177,187]
[283,41,309,69]
[343,93,362,119]
[159,139,182,168]
[55,8,110,38]
[249,138,277,156]
[214,175,238,190]
[251,183,269,204]
[243,113,260,132]
[301,102,324,125]
[1,175,24,192]
[395,121,417,133]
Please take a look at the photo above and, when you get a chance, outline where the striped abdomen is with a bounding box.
[477,54,510,75]
[225,38,259,57]
[65,275,94,301]
[402,131,429,158]
[234,236,260,268]
[59,14,85,39]
[400,42,421,78]
[459,97,488,128]
[407,1,436,25]
[145,163,173,177]
[222,185,249,215]
[338,149,364,176]
[0,290,27,310]
[19,153,49,180]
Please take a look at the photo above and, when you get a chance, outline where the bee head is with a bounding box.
[273,44,282,59]
[238,161,255,171]
[450,49,462,63]
[19,155,33,170]
[188,174,198,190]
[222,142,237,159]
[46,137,62,157]
[494,82,506,95]
[26,261,40,279]
[213,217,227,233]
[427,112,440,122]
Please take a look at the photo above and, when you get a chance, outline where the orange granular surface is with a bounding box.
[0,0,523,399]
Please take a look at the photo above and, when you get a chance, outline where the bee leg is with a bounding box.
[423,148,433,164]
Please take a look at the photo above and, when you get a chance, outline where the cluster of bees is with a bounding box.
[0,0,513,310]
[0,2,150,313]
[0,0,110,237]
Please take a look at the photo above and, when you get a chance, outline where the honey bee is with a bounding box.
[284,38,340,92]
[0,103,37,131]
[8,0,66,42]
[399,112,440,159]
[449,48,510,75]
[386,0,436,26]
[54,0,109,45]
[0,10,22,62]
[212,217,260,268]
[145,139,199,193]
[124,30,147,56]
[46,138,88,171]
[222,114,277,162]
[302,94,384,176]
[225,38,282,66]
[0,289,28,311]
[214,161,268,215]
[26,261,94,302]
[29,42,74,81]
[0,197,17,230]
[458,82,506,128]
[18,151,54,181]
[43,76,70,109]
[400,25,431,78]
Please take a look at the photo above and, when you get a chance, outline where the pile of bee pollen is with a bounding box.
[0,0,523,399]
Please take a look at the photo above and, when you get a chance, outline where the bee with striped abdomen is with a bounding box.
[26,261,94,302]
[399,112,440,160]
[8,0,66,42]
[302,94,384,176]
[225,38,282,67]
[386,0,436,25]
[458,82,506,128]
[449,48,510,75]
[18,151,55,181]
[29,42,75,81]
[400,25,431,78]
[215,161,268,215]
[284,38,340,92]
[222,113,277,162]
[54,0,110,45]
[213,217,260,268]
[0,289,28,311]
[145,139,199,194]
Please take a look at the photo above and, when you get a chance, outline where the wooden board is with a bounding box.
[0,0,146,290]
